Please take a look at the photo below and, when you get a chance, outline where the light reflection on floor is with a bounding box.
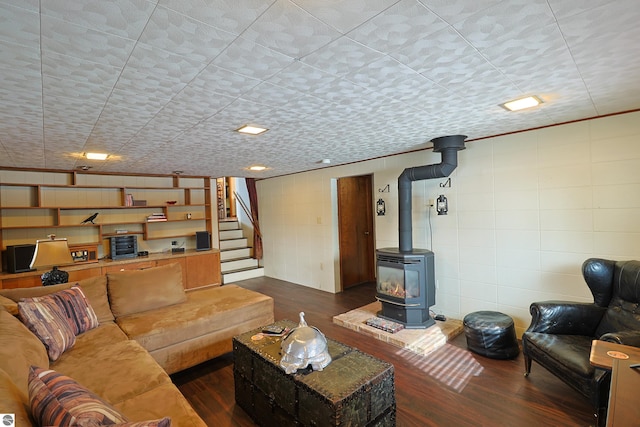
[396,343,484,393]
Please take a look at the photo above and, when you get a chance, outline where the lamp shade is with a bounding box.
[30,238,73,269]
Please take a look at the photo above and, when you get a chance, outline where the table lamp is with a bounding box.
[30,235,73,286]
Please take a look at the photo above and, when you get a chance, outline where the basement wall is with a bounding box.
[257,111,640,336]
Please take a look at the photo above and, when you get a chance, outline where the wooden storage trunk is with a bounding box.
[233,320,395,427]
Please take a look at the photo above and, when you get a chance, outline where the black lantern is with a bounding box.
[436,195,448,215]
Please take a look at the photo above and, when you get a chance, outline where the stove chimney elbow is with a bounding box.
[397,135,467,252]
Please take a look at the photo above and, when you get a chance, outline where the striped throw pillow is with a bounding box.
[29,366,128,426]
[50,286,99,335]
[19,296,76,361]
[28,366,172,427]
[18,286,99,361]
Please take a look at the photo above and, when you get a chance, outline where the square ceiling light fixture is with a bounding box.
[236,125,268,135]
[85,152,109,160]
[501,96,543,111]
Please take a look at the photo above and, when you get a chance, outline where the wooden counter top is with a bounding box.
[0,249,221,289]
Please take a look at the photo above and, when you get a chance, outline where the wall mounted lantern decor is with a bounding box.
[436,195,448,215]
[376,198,386,216]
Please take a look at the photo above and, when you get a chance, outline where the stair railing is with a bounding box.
[233,191,262,239]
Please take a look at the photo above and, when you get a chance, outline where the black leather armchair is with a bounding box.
[522,258,640,421]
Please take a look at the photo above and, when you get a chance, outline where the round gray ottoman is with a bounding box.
[463,311,520,359]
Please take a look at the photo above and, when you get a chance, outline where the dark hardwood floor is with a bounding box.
[172,277,596,427]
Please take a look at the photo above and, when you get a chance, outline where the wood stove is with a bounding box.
[376,248,435,329]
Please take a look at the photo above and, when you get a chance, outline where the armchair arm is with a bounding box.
[526,301,606,335]
[600,331,640,347]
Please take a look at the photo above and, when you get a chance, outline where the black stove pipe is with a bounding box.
[398,135,467,253]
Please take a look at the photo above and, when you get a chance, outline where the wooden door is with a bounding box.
[338,175,375,289]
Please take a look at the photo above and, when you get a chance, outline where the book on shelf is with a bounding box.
[147,213,167,222]
[125,194,134,207]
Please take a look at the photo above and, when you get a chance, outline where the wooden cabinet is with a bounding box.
[0,250,221,290]
[185,251,220,290]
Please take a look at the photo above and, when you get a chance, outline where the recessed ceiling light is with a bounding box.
[85,152,109,160]
[321,159,331,164]
[236,125,268,135]
[249,165,267,171]
[500,96,543,111]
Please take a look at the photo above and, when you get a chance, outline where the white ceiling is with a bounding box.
[1,0,639,178]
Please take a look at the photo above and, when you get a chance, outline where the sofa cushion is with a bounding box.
[114,383,205,427]
[0,293,18,315]
[18,295,77,361]
[29,366,128,425]
[115,420,172,427]
[52,339,172,406]
[0,309,49,396]
[107,263,186,318]
[0,275,114,324]
[75,275,115,324]
[0,368,34,426]
[116,285,273,353]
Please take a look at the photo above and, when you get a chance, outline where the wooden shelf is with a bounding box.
[0,170,213,252]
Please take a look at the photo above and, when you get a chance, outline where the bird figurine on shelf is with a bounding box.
[81,212,99,224]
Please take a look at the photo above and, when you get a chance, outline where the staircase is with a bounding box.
[219,219,264,284]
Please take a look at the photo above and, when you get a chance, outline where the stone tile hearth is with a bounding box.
[333,302,463,357]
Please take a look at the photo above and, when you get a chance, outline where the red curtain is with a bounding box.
[245,178,263,260]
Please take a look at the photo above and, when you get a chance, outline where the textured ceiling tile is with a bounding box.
[2,146,45,168]
[453,0,556,50]
[418,0,502,25]
[108,87,173,114]
[347,0,448,54]
[0,3,40,49]
[344,55,425,95]
[190,64,262,98]
[1,0,640,177]
[212,37,295,80]
[139,6,236,63]
[43,96,103,130]
[266,61,340,93]
[41,0,155,39]
[291,0,399,34]
[0,39,40,70]
[2,0,39,12]
[44,149,80,170]
[124,43,205,84]
[558,2,640,115]
[41,51,122,87]
[43,75,113,105]
[44,122,94,144]
[301,36,386,76]
[41,15,136,68]
[278,94,337,117]
[112,69,187,100]
[158,0,272,35]
[239,81,303,108]
[546,0,618,20]
[391,26,477,75]
[161,85,236,121]
[240,0,341,58]
[0,65,41,94]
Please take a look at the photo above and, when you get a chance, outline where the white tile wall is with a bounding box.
[258,111,640,335]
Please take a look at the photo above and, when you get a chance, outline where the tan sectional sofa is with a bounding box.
[0,262,274,426]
